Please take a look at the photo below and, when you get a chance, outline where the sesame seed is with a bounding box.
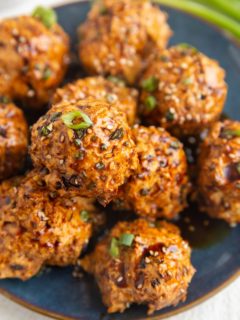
[117,276,123,282]
[145,257,151,263]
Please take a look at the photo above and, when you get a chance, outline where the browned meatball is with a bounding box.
[139,44,227,136]
[81,219,195,314]
[197,120,240,225]
[0,170,104,280]
[115,125,190,220]
[0,175,22,210]
[78,0,171,84]
[53,76,138,125]
[30,99,139,205]
[0,10,69,108]
[0,100,28,180]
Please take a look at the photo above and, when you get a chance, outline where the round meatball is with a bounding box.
[0,170,104,280]
[30,99,139,205]
[80,219,195,314]
[78,0,171,84]
[115,125,190,220]
[197,120,240,225]
[0,12,69,108]
[139,44,227,136]
[53,76,138,125]
[0,100,28,180]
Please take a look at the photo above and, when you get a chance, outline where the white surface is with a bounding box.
[0,0,239,319]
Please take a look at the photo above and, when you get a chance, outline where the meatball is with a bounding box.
[0,100,28,180]
[197,120,240,225]
[30,99,139,205]
[115,125,190,220]
[139,44,227,136]
[80,219,195,314]
[0,175,22,210]
[0,170,104,280]
[0,9,69,108]
[78,0,171,84]
[53,76,138,125]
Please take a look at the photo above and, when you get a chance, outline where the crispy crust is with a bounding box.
[81,219,195,314]
[139,45,227,136]
[0,16,69,108]
[0,170,104,280]
[78,0,172,84]
[0,101,28,180]
[53,76,138,125]
[197,120,240,225]
[116,125,190,220]
[30,99,139,205]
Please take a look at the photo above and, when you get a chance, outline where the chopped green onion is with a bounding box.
[178,43,198,53]
[62,110,93,130]
[236,163,240,175]
[141,76,159,92]
[80,210,89,222]
[107,76,125,87]
[32,6,57,29]
[145,96,157,112]
[109,238,119,258]
[165,110,175,121]
[42,67,52,80]
[153,0,240,39]
[220,129,240,139]
[119,233,135,247]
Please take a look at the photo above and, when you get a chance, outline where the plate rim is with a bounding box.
[0,270,239,320]
[0,0,240,319]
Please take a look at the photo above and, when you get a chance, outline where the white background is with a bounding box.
[0,0,239,319]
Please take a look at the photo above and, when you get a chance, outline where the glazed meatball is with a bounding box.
[139,44,227,136]
[0,9,69,108]
[81,219,195,314]
[0,170,104,280]
[53,76,138,125]
[197,120,240,225]
[78,0,171,84]
[115,125,190,220]
[30,99,139,205]
[0,100,28,180]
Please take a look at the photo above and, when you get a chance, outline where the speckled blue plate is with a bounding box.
[0,1,240,320]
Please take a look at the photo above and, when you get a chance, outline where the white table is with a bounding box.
[0,0,239,319]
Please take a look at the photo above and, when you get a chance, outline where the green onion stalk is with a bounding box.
[153,0,240,40]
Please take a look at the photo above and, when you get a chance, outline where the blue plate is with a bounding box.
[0,1,240,319]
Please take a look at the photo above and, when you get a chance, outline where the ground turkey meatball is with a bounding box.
[115,125,190,220]
[81,219,195,314]
[139,44,227,136]
[197,120,240,225]
[0,100,28,180]
[0,170,104,280]
[78,0,171,84]
[53,76,138,125]
[0,8,69,108]
[30,99,139,205]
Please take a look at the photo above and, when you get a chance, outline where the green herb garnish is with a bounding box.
[109,238,120,258]
[220,129,240,139]
[119,233,134,247]
[145,96,157,112]
[165,110,175,121]
[39,125,51,137]
[32,6,57,29]
[80,210,89,222]
[42,67,52,80]
[236,163,240,175]
[62,111,93,130]
[107,76,125,87]
[182,77,193,85]
[141,76,158,92]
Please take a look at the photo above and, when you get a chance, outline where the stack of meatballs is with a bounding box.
[0,0,237,316]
